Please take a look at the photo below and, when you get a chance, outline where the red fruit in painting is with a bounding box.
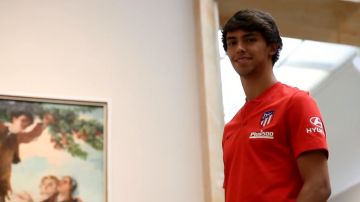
[81,134,88,141]
[43,113,55,125]
[50,138,56,143]
[75,132,88,141]
[61,136,68,145]
[75,132,83,139]
[54,143,64,150]
[96,131,102,136]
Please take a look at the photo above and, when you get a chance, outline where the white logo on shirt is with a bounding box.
[249,130,274,139]
[306,116,324,134]
[310,117,323,128]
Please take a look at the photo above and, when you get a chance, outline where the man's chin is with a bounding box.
[236,69,253,77]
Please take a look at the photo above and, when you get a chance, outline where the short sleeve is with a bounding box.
[286,91,328,159]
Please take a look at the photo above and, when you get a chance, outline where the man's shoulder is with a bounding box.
[276,82,310,99]
[278,82,304,93]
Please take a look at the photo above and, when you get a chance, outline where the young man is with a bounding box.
[18,175,83,202]
[0,111,53,202]
[39,175,59,202]
[57,176,82,202]
[221,9,331,202]
[15,175,60,202]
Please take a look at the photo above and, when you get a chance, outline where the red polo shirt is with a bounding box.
[222,82,328,202]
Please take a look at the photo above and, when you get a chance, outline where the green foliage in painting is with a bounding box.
[0,99,104,160]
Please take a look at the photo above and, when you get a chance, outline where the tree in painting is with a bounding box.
[0,100,104,160]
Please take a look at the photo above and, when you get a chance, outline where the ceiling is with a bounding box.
[218,0,360,46]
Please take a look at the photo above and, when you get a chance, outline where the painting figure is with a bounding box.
[39,175,59,202]
[0,111,54,202]
[15,175,59,202]
[15,175,83,202]
[57,176,82,202]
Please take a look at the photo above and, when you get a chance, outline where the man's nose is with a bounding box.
[235,42,245,53]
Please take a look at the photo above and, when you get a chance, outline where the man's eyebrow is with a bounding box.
[226,32,258,40]
[226,36,237,40]
[243,32,257,38]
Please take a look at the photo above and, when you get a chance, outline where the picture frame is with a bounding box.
[0,94,107,202]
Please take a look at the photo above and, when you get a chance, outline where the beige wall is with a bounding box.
[196,0,225,201]
[0,0,207,202]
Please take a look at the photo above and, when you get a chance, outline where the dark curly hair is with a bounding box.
[221,9,283,65]
[10,110,34,125]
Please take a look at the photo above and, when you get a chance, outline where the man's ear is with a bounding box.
[268,43,277,56]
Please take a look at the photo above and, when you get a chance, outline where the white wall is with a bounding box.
[329,182,360,202]
[0,1,206,202]
[312,57,360,198]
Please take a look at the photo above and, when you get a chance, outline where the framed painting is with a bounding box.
[0,95,107,202]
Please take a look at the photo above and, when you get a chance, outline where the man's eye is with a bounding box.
[245,38,256,42]
[227,41,237,46]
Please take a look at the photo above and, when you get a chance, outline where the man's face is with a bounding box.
[40,178,58,196]
[12,115,32,132]
[226,30,276,78]
[58,176,73,194]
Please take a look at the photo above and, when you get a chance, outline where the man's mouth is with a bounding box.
[235,57,251,63]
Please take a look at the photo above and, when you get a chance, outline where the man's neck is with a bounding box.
[57,192,72,202]
[40,193,56,201]
[240,69,277,101]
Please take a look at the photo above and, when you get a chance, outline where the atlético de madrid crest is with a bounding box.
[260,110,274,127]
